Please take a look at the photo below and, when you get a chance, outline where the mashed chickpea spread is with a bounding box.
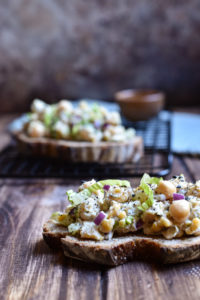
[24,99,135,142]
[51,174,200,241]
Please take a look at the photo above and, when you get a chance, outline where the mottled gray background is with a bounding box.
[0,0,200,112]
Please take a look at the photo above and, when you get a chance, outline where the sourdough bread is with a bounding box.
[15,133,143,163]
[43,220,200,265]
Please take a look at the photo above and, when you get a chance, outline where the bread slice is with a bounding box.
[43,220,200,265]
[43,220,69,250]
[14,132,143,163]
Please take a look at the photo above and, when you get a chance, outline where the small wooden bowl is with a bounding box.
[115,89,165,121]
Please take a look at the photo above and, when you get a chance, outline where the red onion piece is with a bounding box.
[103,123,109,129]
[103,184,110,191]
[94,120,101,129]
[136,219,144,229]
[173,193,185,200]
[94,212,106,225]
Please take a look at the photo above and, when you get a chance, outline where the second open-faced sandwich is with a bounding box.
[13,99,143,163]
[43,174,200,265]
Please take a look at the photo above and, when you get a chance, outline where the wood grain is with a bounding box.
[1,173,200,299]
[0,113,200,300]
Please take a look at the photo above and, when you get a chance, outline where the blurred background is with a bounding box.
[0,0,200,112]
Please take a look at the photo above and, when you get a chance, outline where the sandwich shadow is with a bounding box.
[33,238,111,271]
[33,239,200,274]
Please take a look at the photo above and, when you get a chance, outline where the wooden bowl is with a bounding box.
[115,89,165,121]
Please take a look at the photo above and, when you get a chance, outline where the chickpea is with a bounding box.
[113,203,121,214]
[142,211,155,223]
[79,198,99,221]
[52,121,70,139]
[108,203,121,218]
[156,180,176,199]
[79,101,89,111]
[99,218,114,233]
[190,218,200,232]
[118,211,127,219]
[169,200,190,223]
[76,125,100,142]
[119,219,126,227]
[57,100,73,113]
[27,121,46,138]
[31,99,46,114]
[109,189,129,203]
[152,221,162,233]
[160,216,172,228]
[114,187,121,194]
[185,218,200,234]
[105,112,121,125]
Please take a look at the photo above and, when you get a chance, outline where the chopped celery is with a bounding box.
[67,189,91,206]
[138,173,162,211]
[126,216,133,225]
[88,179,130,194]
[72,124,81,136]
[43,105,57,127]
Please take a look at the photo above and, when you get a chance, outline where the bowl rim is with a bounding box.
[115,89,165,103]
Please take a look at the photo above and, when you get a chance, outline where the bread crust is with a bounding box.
[43,220,200,265]
[43,220,69,249]
[14,132,143,163]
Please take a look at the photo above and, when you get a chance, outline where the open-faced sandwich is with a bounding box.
[14,99,143,163]
[43,174,200,265]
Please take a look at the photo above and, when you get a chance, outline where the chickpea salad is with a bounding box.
[24,99,135,142]
[51,174,200,241]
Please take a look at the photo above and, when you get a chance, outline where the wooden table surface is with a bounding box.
[0,111,200,300]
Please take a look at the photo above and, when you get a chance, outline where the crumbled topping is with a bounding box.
[25,99,136,142]
[51,175,200,241]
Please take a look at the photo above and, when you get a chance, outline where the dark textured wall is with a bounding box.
[0,0,200,112]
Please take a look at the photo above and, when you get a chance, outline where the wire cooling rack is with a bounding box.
[0,113,173,178]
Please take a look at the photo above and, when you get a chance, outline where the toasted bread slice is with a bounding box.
[43,220,200,265]
[15,132,143,163]
[43,220,69,250]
